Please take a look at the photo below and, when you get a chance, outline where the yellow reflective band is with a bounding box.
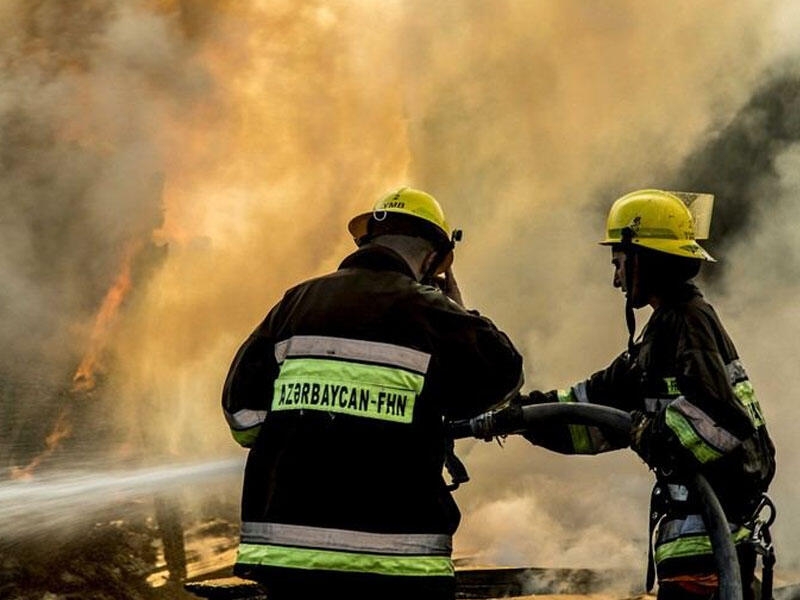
[665,406,723,463]
[557,389,575,404]
[734,380,765,427]
[557,389,593,454]
[663,377,681,396]
[272,358,424,424]
[236,543,454,577]
[655,527,751,563]
[231,425,261,447]
[569,424,593,454]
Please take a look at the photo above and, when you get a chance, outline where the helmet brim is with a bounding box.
[599,238,716,262]
[348,212,372,243]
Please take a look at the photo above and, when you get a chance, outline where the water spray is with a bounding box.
[0,457,244,541]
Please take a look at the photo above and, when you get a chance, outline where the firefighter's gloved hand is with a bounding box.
[630,410,657,465]
[630,410,687,473]
[442,267,465,308]
[517,390,557,445]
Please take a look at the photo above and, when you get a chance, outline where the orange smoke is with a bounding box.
[72,240,143,392]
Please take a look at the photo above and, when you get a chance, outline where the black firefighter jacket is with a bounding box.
[222,244,523,587]
[522,282,775,581]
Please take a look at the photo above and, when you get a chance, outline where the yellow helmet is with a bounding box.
[348,187,457,272]
[599,189,716,262]
[349,187,451,241]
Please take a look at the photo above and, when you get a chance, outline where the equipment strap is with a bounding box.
[444,436,469,491]
[747,494,777,600]
[621,228,637,355]
[646,485,664,592]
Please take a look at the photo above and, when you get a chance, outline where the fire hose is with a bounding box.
[447,402,744,600]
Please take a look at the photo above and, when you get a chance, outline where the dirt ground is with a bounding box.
[0,510,238,600]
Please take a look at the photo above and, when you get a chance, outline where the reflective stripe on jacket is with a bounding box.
[237,522,454,577]
[654,513,751,564]
[271,335,428,423]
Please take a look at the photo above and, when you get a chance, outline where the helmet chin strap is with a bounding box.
[621,227,637,355]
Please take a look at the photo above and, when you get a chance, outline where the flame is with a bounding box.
[72,240,143,392]
[10,408,72,480]
[10,240,146,478]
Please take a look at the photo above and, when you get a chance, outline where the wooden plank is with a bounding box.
[183,577,267,600]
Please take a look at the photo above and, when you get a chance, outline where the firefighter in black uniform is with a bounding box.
[520,189,775,599]
[222,187,524,600]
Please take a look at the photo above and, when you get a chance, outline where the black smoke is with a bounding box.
[671,69,800,280]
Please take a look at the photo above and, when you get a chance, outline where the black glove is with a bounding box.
[633,409,700,475]
[630,409,676,470]
[515,390,557,446]
[629,409,652,459]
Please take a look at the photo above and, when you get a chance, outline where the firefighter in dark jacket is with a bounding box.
[222,187,524,600]
[520,189,775,599]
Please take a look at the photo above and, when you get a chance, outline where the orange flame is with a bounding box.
[10,408,72,480]
[10,241,145,478]
[72,240,143,392]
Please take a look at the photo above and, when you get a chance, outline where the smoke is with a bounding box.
[0,0,203,465]
[671,70,800,272]
[1,0,799,584]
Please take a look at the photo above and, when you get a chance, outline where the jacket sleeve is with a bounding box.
[651,310,756,466]
[422,292,524,420]
[521,351,638,455]
[221,319,279,448]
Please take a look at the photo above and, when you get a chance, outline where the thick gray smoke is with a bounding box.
[673,68,800,271]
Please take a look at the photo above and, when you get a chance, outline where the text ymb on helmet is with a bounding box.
[348,187,463,274]
[599,189,716,262]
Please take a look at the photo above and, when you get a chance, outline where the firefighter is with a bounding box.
[222,187,524,600]
[519,189,775,599]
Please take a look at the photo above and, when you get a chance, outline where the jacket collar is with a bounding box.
[655,280,703,308]
[338,244,418,280]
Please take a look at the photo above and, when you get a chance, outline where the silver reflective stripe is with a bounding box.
[225,408,267,429]
[644,397,673,413]
[274,336,431,374]
[659,514,707,542]
[658,514,741,543]
[241,522,452,556]
[670,397,741,452]
[573,380,589,403]
[667,484,689,501]
[726,359,748,384]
